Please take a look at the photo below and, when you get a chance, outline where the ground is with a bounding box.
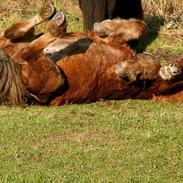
[1,101,183,182]
[0,0,183,182]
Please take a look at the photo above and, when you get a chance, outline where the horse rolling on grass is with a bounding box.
[0,4,183,106]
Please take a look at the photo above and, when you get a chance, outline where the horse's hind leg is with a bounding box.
[21,12,67,60]
[4,3,56,41]
[30,12,67,50]
[93,18,147,41]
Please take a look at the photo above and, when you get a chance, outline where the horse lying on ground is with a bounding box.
[0,4,183,106]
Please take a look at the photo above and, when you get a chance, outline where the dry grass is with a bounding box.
[140,0,183,52]
[142,0,183,30]
[142,0,183,15]
[0,0,79,18]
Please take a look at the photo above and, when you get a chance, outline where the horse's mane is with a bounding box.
[0,49,30,105]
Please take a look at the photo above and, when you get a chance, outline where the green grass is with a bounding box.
[138,28,183,54]
[0,100,183,182]
[136,15,183,53]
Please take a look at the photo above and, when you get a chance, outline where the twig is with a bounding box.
[150,0,164,15]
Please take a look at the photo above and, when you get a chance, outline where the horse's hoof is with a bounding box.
[159,63,182,80]
[39,3,56,19]
[51,12,66,28]
[47,12,67,37]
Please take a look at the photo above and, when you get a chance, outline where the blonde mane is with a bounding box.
[0,49,30,105]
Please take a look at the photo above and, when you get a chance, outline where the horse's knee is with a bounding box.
[114,60,138,82]
[115,55,160,82]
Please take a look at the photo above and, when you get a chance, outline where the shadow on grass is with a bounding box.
[135,15,165,53]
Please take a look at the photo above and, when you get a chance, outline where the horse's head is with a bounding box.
[0,49,64,105]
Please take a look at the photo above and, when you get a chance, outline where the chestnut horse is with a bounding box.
[0,4,183,106]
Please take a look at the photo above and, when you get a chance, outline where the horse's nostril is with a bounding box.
[47,53,53,57]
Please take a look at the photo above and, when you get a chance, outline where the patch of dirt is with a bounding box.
[41,128,119,147]
[41,134,64,146]
[64,132,88,144]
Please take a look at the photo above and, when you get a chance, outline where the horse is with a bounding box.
[0,4,183,106]
[79,0,143,31]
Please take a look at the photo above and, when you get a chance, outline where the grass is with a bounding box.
[0,0,183,182]
[0,0,83,34]
[0,100,183,182]
[136,15,183,53]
